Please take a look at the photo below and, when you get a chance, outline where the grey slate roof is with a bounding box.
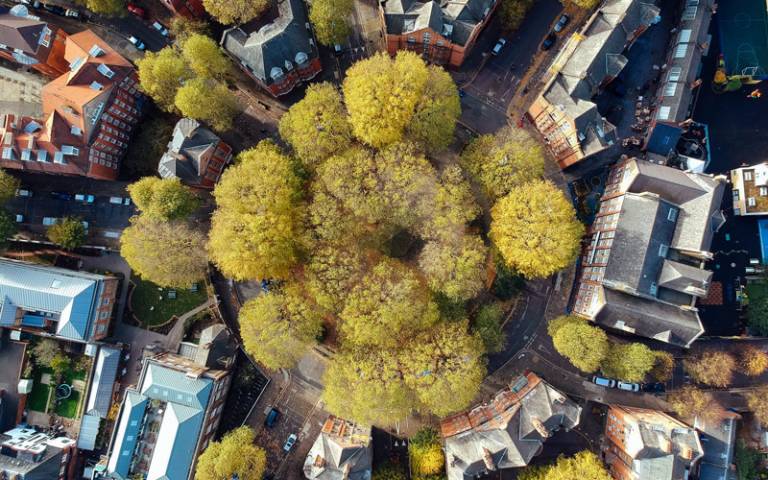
[158,118,222,184]
[658,259,712,297]
[221,0,316,86]
[303,419,373,480]
[86,346,121,418]
[695,413,739,480]
[382,0,494,46]
[77,413,101,451]
[0,12,45,55]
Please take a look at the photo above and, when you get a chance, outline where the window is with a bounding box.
[761,187,767,196]
[103,298,110,305]
[674,44,688,59]
[667,67,682,82]
[657,106,671,120]
[90,81,103,91]
[71,126,81,136]
[745,170,754,181]
[99,311,109,320]
[69,56,85,71]
[658,244,669,257]
[62,145,79,155]
[89,44,105,57]
[1,147,13,160]
[97,63,115,78]
[662,82,678,97]
[748,197,757,207]
[649,282,658,296]
[667,208,678,222]
[678,29,692,43]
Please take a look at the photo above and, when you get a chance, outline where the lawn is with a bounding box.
[747,281,768,335]
[131,276,208,327]
[55,390,81,419]
[27,383,51,413]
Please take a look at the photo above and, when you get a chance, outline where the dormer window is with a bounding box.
[69,56,85,71]
[62,145,79,156]
[90,81,103,91]
[71,126,82,136]
[89,44,105,57]
[667,208,678,222]
[97,63,115,78]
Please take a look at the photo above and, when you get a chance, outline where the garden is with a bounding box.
[129,275,209,329]
[25,338,90,419]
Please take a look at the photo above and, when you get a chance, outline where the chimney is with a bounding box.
[680,445,693,460]
[531,417,550,438]
[658,434,672,453]
[482,448,496,471]
[313,455,325,468]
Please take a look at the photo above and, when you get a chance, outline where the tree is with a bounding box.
[0,210,17,251]
[409,428,445,478]
[683,350,736,387]
[460,126,545,199]
[137,48,191,112]
[339,259,439,348]
[123,114,175,177]
[566,0,600,10]
[667,386,719,421]
[75,0,124,16]
[32,338,59,366]
[239,286,323,370]
[195,426,266,480]
[305,242,368,311]
[490,180,584,279]
[499,0,535,31]
[418,165,480,241]
[175,78,239,132]
[182,34,232,80]
[651,351,674,382]
[473,302,506,353]
[418,234,488,301]
[600,342,657,382]
[120,217,208,288]
[548,316,609,373]
[734,440,763,480]
[372,463,407,480]
[50,354,70,377]
[748,288,768,335]
[745,386,768,426]
[202,0,269,24]
[128,177,200,221]
[208,142,303,281]
[47,217,86,250]
[169,16,211,41]
[402,322,485,417]
[518,451,611,480]
[741,345,768,376]
[406,66,461,153]
[309,0,353,46]
[0,168,19,204]
[322,348,418,427]
[278,83,352,168]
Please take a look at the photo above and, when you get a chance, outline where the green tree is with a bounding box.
[239,286,323,370]
[339,259,439,348]
[175,78,239,132]
[123,114,175,177]
[0,210,17,251]
[683,350,736,387]
[741,345,768,376]
[0,168,20,204]
[418,234,487,301]
[128,177,200,221]
[460,126,545,199]
[490,180,584,279]
[32,338,59,366]
[120,217,208,288]
[75,0,124,16]
[278,83,352,168]
[208,142,303,281]
[182,34,232,80]
[667,385,719,421]
[137,48,191,112]
[473,302,506,353]
[406,66,461,153]
[50,353,70,377]
[402,322,485,416]
[518,451,611,480]
[734,440,763,480]
[309,0,353,46]
[372,463,407,480]
[47,217,86,250]
[548,315,608,373]
[600,343,657,382]
[499,0,535,31]
[195,427,266,480]
[202,0,269,24]
[745,386,768,426]
[409,428,445,478]
[567,0,600,10]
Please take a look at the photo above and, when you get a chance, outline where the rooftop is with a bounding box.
[304,416,373,480]
[382,0,495,46]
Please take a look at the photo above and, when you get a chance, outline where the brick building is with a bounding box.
[221,0,322,97]
[0,7,69,77]
[157,118,232,189]
[0,30,142,180]
[159,0,206,18]
[304,416,373,480]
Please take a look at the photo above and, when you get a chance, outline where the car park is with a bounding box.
[283,433,297,452]
[126,3,146,18]
[264,407,280,428]
[541,33,557,51]
[492,38,506,55]
[617,381,640,392]
[15,189,32,197]
[592,376,616,388]
[128,36,146,51]
[553,14,570,33]
[152,21,169,37]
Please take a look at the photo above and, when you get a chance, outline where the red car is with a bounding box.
[127,3,146,18]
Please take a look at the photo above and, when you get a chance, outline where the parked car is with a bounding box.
[128,35,145,51]
[42,217,58,226]
[75,194,95,203]
[41,3,66,15]
[617,381,640,392]
[592,376,616,388]
[109,196,124,204]
[492,38,506,55]
[126,3,146,18]
[553,14,570,33]
[641,382,665,393]
[264,407,280,428]
[152,21,169,37]
[283,433,297,452]
[15,189,32,197]
[541,33,557,51]
[15,214,24,223]
[50,191,72,201]
[65,8,80,18]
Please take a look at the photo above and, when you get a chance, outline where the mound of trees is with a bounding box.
[195,426,266,480]
[47,217,86,250]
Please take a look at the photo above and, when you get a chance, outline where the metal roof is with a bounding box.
[77,413,101,451]
[107,391,149,477]
[140,362,212,410]
[86,346,121,418]
[145,402,206,480]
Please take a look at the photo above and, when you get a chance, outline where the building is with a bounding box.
[380,0,498,68]
[0,257,117,343]
[303,416,372,480]
[176,324,236,370]
[694,411,740,480]
[527,0,659,170]
[158,118,232,189]
[603,406,703,480]
[159,0,205,18]
[221,0,322,97]
[103,352,231,480]
[77,346,122,451]
[0,426,77,480]
[0,30,143,180]
[730,163,768,215]
[572,157,726,348]
[644,0,713,159]
[0,6,69,77]
[440,372,581,480]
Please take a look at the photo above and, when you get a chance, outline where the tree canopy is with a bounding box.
[683,350,736,387]
[128,177,199,221]
[600,342,657,382]
[0,169,19,204]
[309,0,353,46]
[75,0,123,16]
[409,428,445,478]
[548,316,609,373]
[741,346,768,376]
[137,48,192,112]
[461,126,545,199]
[176,78,239,132]
[120,217,208,288]
[667,385,719,421]
[518,451,612,480]
[195,427,266,480]
[745,386,768,426]
[202,0,269,24]
[0,210,17,251]
[182,34,232,80]
[47,217,86,250]
[239,287,323,370]
[473,302,506,353]
[418,234,488,301]
[490,180,584,279]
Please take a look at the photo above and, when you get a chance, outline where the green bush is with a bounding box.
[473,302,506,353]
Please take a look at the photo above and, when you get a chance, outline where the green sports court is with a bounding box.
[717,0,768,78]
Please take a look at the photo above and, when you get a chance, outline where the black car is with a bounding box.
[641,382,665,393]
[41,3,66,15]
[264,407,280,428]
[541,33,557,51]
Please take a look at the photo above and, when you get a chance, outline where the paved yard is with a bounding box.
[0,64,44,117]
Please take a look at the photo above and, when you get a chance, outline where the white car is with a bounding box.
[492,38,506,55]
[592,376,616,388]
[617,381,640,392]
[152,21,169,37]
[128,35,146,51]
[15,189,32,197]
[283,433,297,452]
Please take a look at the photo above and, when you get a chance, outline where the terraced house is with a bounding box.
[0,6,69,78]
